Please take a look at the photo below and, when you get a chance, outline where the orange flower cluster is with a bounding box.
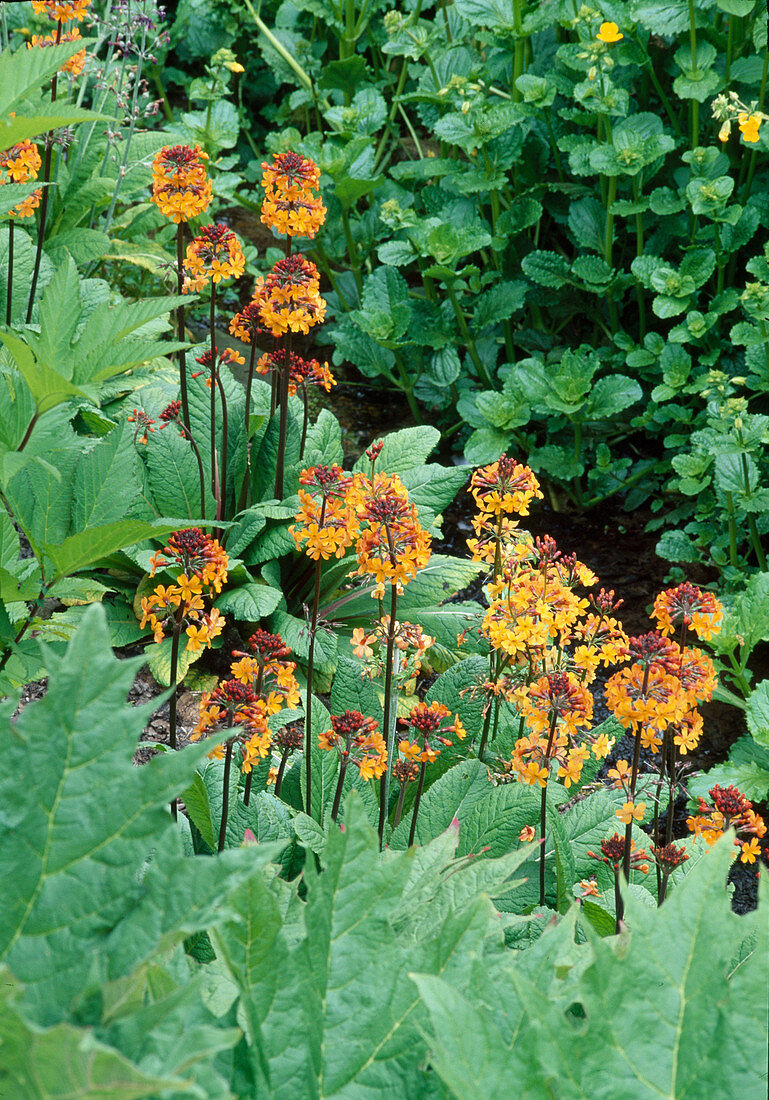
[0,139,42,218]
[588,834,649,875]
[31,0,90,21]
[354,472,432,594]
[255,349,336,397]
[607,625,718,757]
[319,710,388,780]
[139,529,228,652]
[253,253,327,336]
[183,222,245,292]
[398,701,466,765]
[194,631,300,771]
[228,301,264,344]
[260,150,326,239]
[139,578,225,652]
[687,784,766,863]
[653,581,723,641]
[481,535,601,666]
[151,144,212,224]
[292,464,360,560]
[149,527,228,592]
[193,345,245,389]
[192,679,272,769]
[467,455,544,565]
[351,616,434,680]
[28,28,86,75]
[512,671,596,789]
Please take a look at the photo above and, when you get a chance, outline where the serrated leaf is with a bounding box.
[0,605,283,1025]
[416,836,767,1098]
[354,425,440,474]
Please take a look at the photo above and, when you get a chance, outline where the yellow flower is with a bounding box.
[225,60,245,72]
[740,837,761,864]
[718,121,731,143]
[738,112,761,143]
[596,21,623,43]
[616,800,645,825]
[519,825,536,842]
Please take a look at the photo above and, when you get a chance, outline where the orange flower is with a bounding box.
[183,223,245,291]
[254,253,326,336]
[354,472,432,590]
[151,144,212,224]
[260,151,326,238]
[31,0,90,21]
[596,21,623,43]
[320,710,387,779]
[519,825,536,842]
[652,582,723,641]
[28,28,86,75]
[255,349,336,396]
[292,465,360,560]
[616,801,645,825]
[740,838,761,864]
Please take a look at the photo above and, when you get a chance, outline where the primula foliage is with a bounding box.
[1,5,768,1095]
[0,612,765,1097]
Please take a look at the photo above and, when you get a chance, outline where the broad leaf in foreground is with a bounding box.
[0,971,181,1100]
[213,794,531,1099]
[415,837,767,1099]
[0,604,282,1025]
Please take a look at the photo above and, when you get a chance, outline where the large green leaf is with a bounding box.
[0,604,283,1025]
[212,794,530,1099]
[72,421,144,530]
[42,519,186,579]
[415,837,767,1098]
[353,425,440,474]
[0,972,180,1100]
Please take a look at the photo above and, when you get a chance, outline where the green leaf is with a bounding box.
[215,581,282,622]
[42,519,185,580]
[354,425,440,474]
[0,39,100,125]
[522,250,571,288]
[0,605,283,1025]
[583,375,642,419]
[330,655,384,724]
[145,632,202,687]
[213,794,515,1098]
[656,529,700,562]
[416,837,767,1098]
[471,280,528,332]
[72,421,143,531]
[746,680,769,748]
[0,971,180,1100]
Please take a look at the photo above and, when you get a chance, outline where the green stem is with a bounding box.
[176,226,192,439]
[5,219,13,327]
[274,745,291,799]
[408,758,427,847]
[209,288,221,521]
[687,0,699,149]
[393,779,408,829]
[218,733,234,852]
[340,209,363,293]
[378,582,398,848]
[274,331,291,499]
[305,554,323,818]
[331,757,348,821]
[446,283,491,386]
[216,368,229,522]
[724,491,739,566]
[239,338,258,512]
[539,713,558,906]
[614,865,624,931]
